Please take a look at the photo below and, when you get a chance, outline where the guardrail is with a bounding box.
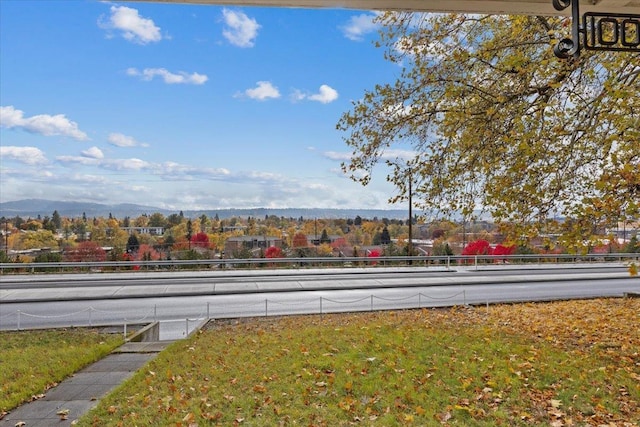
[1,253,638,273]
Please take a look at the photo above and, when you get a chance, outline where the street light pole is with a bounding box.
[408,168,412,261]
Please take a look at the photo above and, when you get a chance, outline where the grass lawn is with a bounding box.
[0,328,123,414]
[78,298,640,426]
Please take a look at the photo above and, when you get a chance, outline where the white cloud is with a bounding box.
[158,162,231,179]
[340,13,380,41]
[0,105,89,141]
[108,132,149,148]
[81,146,104,159]
[289,85,339,104]
[308,85,339,104]
[222,8,260,48]
[105,158,151,170]
[240,81,281,101]
[57,155,153,171]
[323,148,414,162]
[323,151,352,161]
[380,149,416,161]
[290,89,306,103]
[126,67,208,85]
[99,5,163,44]
[55,155,100,166]
[0,146,48,165]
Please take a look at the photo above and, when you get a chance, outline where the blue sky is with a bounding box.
[0,0,411,211]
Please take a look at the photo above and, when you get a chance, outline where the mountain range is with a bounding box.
[0,199,410,221]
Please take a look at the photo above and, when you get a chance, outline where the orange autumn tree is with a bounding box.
[136,244,161,261]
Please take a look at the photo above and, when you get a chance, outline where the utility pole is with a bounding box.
[3,219,8,253]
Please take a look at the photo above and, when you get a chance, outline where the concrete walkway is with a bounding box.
[0,342,172,426]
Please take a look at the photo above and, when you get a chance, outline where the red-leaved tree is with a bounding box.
[265,246,283,258]
[492,244,515,256]
[190,232,210,248]
[492,243,515,262]
[462,239,492,256]
[64,241,107,262]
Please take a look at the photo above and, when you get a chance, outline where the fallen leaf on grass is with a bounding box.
[436,410,452,423]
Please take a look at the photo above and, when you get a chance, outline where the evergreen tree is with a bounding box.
[380,226,391,245]
[126,234,140,253]
[51,210,62,230]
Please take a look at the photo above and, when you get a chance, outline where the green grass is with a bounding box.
[0,328,123,413]
[77,299,639,426]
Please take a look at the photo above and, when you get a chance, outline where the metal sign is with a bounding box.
[552,0,640,58]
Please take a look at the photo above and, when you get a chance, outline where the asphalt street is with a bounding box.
[1,264,637,339]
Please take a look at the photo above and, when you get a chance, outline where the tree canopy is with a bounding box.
[338,13,639,242]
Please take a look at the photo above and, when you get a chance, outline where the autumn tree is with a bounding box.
[64,241,106,262]
[462,240,492,256]
[292,232,308,248]
[338,13,639,244]
[16,230,58,250]
[190,232,210,248]
[148,213,167,228]
[265,246,283,259]
[136,244,161,261]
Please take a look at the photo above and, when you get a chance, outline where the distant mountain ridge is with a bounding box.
[0,199,409,220]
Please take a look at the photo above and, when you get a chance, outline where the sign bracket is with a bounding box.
[552,0,640,58]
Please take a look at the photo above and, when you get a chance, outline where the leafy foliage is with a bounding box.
[190,232,210,249]
[80,299,639,426]
[338,13,639,243]
[63,241,106,262]
[462,239,492,255]
[135,244,161,261]
[292,232,308,248]
[265,246,283,258]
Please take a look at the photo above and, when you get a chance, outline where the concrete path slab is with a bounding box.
[0,342,173,426]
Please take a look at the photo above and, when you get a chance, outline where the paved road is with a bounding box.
[1,265,637,339]
[0,263,631,301]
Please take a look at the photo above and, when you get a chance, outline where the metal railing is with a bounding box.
[0,289,472,335]
[1,253,638,274]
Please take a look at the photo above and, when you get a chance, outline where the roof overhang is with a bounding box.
[130,0,640,16]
